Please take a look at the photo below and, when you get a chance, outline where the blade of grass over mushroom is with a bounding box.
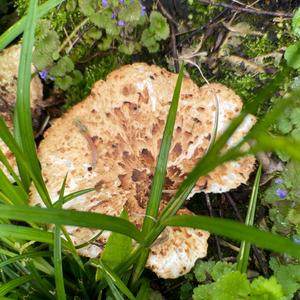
[237,164,262,273]
[93,261,136,300]
[142,63,185,235]
[0,148,24,189]
[0,170,27,205]
[53,188,95,208]
[53,225,66,300]
[0,251,51,269]
[162,215,300,259]
[0,205,143,243]
[0,275,34,296]
[0,224,70,248]
[0,119,50,205]
[13,0,45,193]
[0,0,65,50]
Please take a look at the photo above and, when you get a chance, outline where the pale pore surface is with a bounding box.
[30,63,255,278]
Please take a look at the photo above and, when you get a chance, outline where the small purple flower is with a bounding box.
[102,0,108,7]
[117,20,125,27]
[293,236,300,244]
[112,11,117,19]
[119,0,125,3]
[39,69,48,80]
[275,178,284,184]
[276,188,288,199]
[140,3,146,16]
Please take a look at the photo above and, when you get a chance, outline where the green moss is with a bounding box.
[63,54,119,110]
[243,35,277,58]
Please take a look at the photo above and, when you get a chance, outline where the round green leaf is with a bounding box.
[284,42,300,69]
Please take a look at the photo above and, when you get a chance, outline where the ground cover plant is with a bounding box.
[1,0,300,299]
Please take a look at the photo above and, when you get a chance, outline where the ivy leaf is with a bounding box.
[194,261,216,282]
[290,108,300,126]
[55,75,73,90]
[250,276,286,300]
[32,51,53,70]
[149,11,170,40]
[71,70,83,85]
[50,56,74,77]
[291,128,300,141]
[270,260,300,299]
[78,0,96,16]
[39,31,60,54]
[118,43,135,55]
[284,42,300,69]
[118,1,141,23]
[277,114,293,134]
[105,22,120,36]
[292,7,300,37]
[193,283,214,300]
[90,10,112,28]
[141,28,159,52]
[98,36,112,51]
[86,27,102,40]
[193,272,250,300]
[211,261,236,282]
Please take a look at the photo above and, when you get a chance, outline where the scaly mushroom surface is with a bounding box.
[29,63,256,278]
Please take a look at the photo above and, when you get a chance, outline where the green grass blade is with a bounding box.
[0,148,24,189]
[0,170,27,205]
[53,188,95,208]
[0,119,50,206]
[251,133,300,162]
[0,275,34,296]
[0,224,69,250]
[14,0,41,191]
[162,215,300,259]
[0,0,65,50]
[95,261,136,300]
[0,205,143,243]
[142,64,185,234]
[0,251,51,269]
[237,164,262,273]
[53,225,66,300]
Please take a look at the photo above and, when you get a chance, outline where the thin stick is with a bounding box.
[198,0,293,18]
[205,194,223,259]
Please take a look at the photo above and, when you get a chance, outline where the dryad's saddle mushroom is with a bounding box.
[27,63,255,278]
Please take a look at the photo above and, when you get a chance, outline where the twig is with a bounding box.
[157,1,179,27]
[205,194,223,259]
[226,193,268,277]
[198,0,293,18]
[157,1,179,72]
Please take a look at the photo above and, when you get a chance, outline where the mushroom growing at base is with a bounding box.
[29,63,256,279]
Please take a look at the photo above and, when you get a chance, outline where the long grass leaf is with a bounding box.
[142,64,185,234]
[14,0,43,193]
[0,0,65,50]
[0,224,69,250]
[0,275,33,296]
[96,261,136,300]
[0,205,143,243]
[237,164,262,273]
[53,188,95,208]
[53,225,66,300]
[0,170,27,205]
[163,215,300,259]
[0,119,50,206]
[0,251,51,269]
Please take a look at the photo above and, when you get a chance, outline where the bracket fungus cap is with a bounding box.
[29,63,256,278]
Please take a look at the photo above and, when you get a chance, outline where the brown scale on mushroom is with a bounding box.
[29,63,256,279]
